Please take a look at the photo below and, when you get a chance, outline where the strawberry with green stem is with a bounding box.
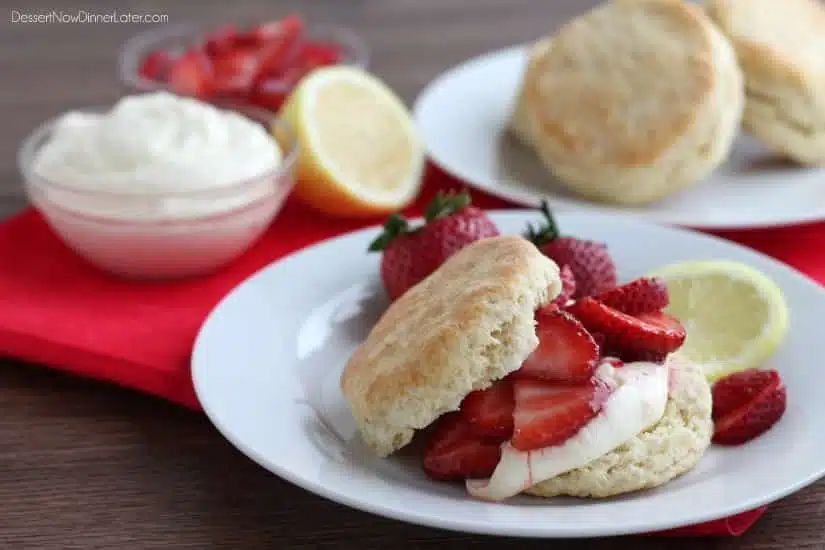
[525,201,617,298]
[369,191,500,300]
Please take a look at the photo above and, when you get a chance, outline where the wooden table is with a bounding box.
[1,1,822,548]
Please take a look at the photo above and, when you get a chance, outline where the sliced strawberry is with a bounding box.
[295,51,334,74]
[549,264,577,307]
[138,50,172,81]
[515,309,599,383]
[203,25,238,57]
[598,314,682,364]
[712,369,776,419]
[239,14,305,46]
[589,330,606,349]
[167,50,214,99]
[211,47,260,96]
[248,70,302,111]
[511,378,612,452]
[299,41,343,66]
[712,369,787,445]
[459,380,515,440]
[566,298,686,358]
[255,32,304,80]
[593,277,669,315]
[258,44,336,90]
[611,349,669,364]
[636,311,685,340]
[536,303,560,316]
[422,413,502,481]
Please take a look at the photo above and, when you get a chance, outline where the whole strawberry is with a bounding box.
[525,201,617,297]
[369,191,500,300]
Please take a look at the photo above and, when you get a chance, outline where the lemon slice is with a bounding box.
[279,66,426,217]
[647,260,789,381]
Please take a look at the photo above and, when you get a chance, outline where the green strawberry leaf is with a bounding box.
[367,214,410,252]
[524,200,561,246]
[424,190,471,222]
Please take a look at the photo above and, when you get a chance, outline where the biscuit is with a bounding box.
[706,0,825,164]
[524,0,744,205]
[341,236,562,457]
[526,355,713,498]
[509,38,553,147]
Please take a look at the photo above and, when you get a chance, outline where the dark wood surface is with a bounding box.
[1,1,823,548]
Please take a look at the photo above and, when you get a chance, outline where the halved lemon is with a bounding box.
[279,66,426,217]
[647,260,789,382]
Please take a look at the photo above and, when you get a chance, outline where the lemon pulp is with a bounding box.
[279,66,425,217]
[647,260,789,381]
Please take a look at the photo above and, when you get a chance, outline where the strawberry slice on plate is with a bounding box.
[712,369,787,445]
[422,413,502,481]
[459,379,515,440]
[626,311,686,363]
[515,308,599,383]
[605,311,686,363]
[593,277,669,315]
[567,298,685,358]
[511,378,612,452]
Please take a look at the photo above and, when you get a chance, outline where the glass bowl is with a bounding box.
[18,104,298,280]
[118,19,369,112]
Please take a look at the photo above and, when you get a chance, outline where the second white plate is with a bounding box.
[413,46,825,230]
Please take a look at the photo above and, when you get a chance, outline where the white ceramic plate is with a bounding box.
[412,46,825,230]
[192,210,825,538]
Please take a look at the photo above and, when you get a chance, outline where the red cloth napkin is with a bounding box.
[0,164,816,536]
[650,506,768,536]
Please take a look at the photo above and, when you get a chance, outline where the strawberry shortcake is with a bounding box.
[341,235,714,501]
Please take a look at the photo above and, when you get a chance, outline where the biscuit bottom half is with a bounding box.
[743,85,825,165]
[526,359,712,499]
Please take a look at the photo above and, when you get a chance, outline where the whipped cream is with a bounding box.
[466,361,669,501]
[24,92,291,278]
[33,91,282,192]
[29,92,283,220]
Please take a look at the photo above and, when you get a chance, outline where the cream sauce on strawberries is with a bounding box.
[466,360,669,501]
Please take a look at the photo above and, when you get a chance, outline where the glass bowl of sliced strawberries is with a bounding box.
[118,13,369,114]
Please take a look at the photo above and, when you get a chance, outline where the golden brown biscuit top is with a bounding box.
[341,235,560,432]
[526,0,716,166]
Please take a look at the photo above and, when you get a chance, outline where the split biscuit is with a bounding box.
[341,236,562,457]
[527,355,713,498]
[707,0,825,164]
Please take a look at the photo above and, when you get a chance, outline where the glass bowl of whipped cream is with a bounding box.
[18,91,298,279]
